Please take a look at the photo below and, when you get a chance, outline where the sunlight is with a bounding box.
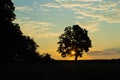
[70,50,76,56]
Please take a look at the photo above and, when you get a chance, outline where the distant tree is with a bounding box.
[0,0,39,61]
[57,25,92,61]
[40,53,53,62]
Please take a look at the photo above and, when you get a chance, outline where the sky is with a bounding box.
[13,0,120,60]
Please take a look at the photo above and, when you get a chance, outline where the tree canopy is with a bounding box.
[0,0,39,62]
[57,25,92,61]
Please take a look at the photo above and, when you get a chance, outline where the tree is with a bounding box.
[0,0,15,22]
[57,25,92,61]
[0,0,39,61]
[40,53,53,62]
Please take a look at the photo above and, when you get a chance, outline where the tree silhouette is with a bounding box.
[40,53,53,62]
[57,25,92,61]
[0,0,39,61]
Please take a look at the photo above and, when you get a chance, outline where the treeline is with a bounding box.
[0,0,53,63]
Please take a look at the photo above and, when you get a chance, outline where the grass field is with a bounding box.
[0,59,120,80]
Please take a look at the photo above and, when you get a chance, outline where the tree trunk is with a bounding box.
[75,55,78,61]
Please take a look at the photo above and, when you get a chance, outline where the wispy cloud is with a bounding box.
[14,19,58,39]
[79,0,102,2]
[40,2,92,9]
[73,2,120,23]
[62,3,92,8]
[42,0,120,24]
[36,22,56,27]
[76,22,99,32]
[33,32,58,38]
[75,16,85,19]
[40,3,61,8]
[55,0,102,3]
[89,47,120,55]
[16,6,33,11]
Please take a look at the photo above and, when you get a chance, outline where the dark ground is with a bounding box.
[0,59,120,80]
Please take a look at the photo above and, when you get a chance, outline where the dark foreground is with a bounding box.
[0,59,120,80]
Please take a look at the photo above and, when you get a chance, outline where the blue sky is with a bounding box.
[13,0,120,60]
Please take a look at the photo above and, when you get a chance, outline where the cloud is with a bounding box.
[61,3,92,8]
[33,32,58,38]
[89,47,120,55]
[55,0,102,3]
[40,2,92,9]
[40,3,61,8]
[14,19,58,39]
[41,0,120,24]
[74,9,120,23]
[105,48,120,54]
[76,22,99,32]
[75,16,85,19]
[16,6,33,11]
[79,0,102,2]
[41,9,50,12]
[36,22,56,27]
